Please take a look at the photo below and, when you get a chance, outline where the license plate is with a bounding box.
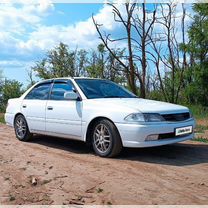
[175,126,193,136]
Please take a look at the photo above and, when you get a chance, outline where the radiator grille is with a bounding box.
[161,112,190,122]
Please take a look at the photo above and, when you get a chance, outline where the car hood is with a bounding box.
[89,98,189,114]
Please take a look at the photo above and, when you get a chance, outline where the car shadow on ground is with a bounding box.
[118,143,208,166]
[29,135,208,166]
[29,134,91,154]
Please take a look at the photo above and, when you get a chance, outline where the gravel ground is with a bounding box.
[0,123,208,205]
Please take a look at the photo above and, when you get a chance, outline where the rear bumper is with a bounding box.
[4,113,14,127]
[115,118,195,148]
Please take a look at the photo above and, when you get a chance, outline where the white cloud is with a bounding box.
[154,4,192,42]
[0,5,39,34]
[0,2,194,85]
[17,4,123,53]
[0,1,56,59]
[0,60,34,68]
[37,0,54,12]
[0,3,124,84]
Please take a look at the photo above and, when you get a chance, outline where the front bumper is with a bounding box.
[115,118,195,148]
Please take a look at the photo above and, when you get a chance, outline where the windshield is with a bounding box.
[75,79,137,99]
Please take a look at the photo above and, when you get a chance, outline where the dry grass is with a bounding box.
[0,113,5,124]
[197,118,208,127]
[195,117,208,141]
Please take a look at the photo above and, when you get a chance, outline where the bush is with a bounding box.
[187,105,208,119]
[0,79,23,111]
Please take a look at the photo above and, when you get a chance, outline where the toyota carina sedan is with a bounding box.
[5,78,195,157]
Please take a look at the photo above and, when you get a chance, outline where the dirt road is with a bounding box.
[0,123,208,205]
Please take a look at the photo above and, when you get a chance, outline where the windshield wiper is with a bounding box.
[103,95,126,98]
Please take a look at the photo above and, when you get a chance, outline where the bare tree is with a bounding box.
[93,3,157,98]
[131,3,156,98]
[175,3,187,102]
[93,3,138,95]
[26,69,36,88]
[149,3,188,103]
[148,38,169,101]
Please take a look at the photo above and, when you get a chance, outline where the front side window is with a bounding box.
[25,83,51,100]
[50,82,73,100]
[75,79,136,99]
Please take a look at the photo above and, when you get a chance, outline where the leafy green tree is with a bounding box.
[33,42,89,79]
[187,4,208,64]
[182,4,208,105]
[86,44,105,78]
[87,44,126,84]
[0,70,3,91]
[33,42,77,79]
[75,49,88,77]
[0,79,23,111]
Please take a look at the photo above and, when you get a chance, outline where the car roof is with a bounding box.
[37,77,106,84]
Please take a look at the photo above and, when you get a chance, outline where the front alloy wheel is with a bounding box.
[14,115,32,141]
[92,119,122,157]
[93,123,111,154]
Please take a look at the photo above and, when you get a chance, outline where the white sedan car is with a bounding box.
[5,78,195,157]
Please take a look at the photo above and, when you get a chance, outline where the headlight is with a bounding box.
[124,113,145,122]
[189,110,193,118]
[125,113,165,122]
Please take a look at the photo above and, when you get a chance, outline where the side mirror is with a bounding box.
[64,91,78,100]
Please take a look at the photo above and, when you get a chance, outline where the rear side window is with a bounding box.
[25,83,51,100]
[50,82,73,100]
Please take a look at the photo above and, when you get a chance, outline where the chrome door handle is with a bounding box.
[47,106,53,110]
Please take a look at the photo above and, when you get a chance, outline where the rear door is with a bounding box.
[21,81,52,132]
[45,80,82,139]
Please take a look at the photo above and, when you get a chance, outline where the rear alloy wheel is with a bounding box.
[14,115,32,141]
[92,119,122,157]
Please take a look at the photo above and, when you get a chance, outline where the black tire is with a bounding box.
[14,114,33,142]
[91,119,122,157]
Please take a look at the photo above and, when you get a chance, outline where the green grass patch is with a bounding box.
[193,137,208,143]
[188,105,208,119]
[195,124,208,133]
[0,113,5,124]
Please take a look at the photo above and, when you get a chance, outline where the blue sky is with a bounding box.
[43,4,103,26]
[0,3,107,85]
[0,2,192,86]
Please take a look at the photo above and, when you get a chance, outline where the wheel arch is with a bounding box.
[85,116,122,145]
[13,113,25,126]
